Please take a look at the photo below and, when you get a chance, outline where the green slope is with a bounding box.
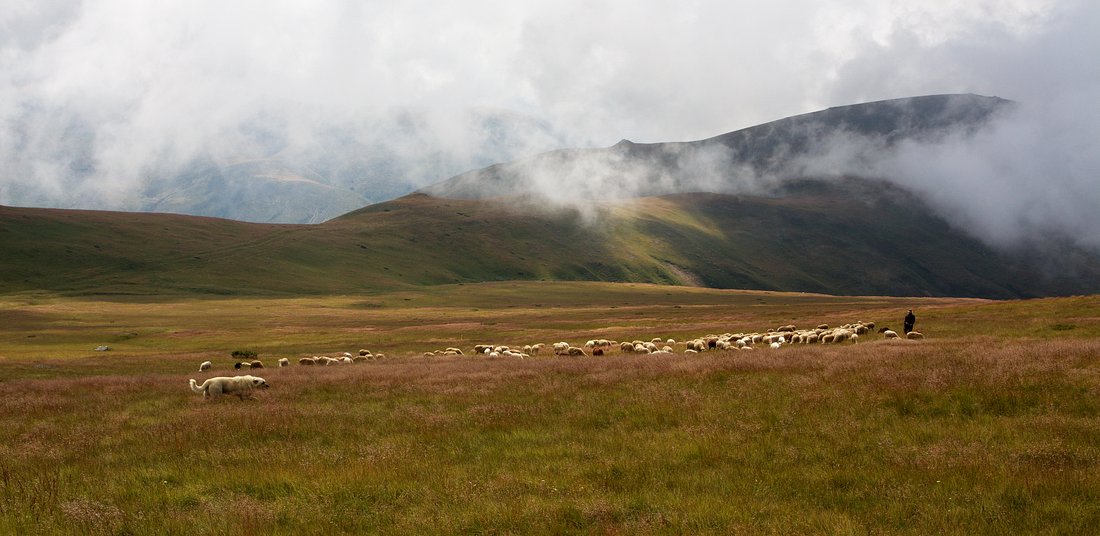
[2,178,1098,298]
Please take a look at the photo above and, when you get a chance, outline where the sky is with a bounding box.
[1,0,1098,246]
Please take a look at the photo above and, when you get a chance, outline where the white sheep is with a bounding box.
[278,358,290,367]
[883,330,900,339]
[906,331,924,340]
[199,361,212,372]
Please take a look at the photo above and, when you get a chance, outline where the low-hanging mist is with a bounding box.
[424,93,1100,257]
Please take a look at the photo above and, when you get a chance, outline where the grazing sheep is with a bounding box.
[866,322,876,330]
[620,341,635,353]
[198,361,212,372]
[298,357,317,366]
[566,346,588,357]
[358,349,372,357]
[817,324,829,330]
[666,339,676,345]
[277,358,290,367]
[685,349,698,354]
[770,341,781,349]
[234,362,251,370]
[906,331,924,340]
[883,330,900,339]
[250,360,264,369]
[777,324,796,332]
[553,342,570,355]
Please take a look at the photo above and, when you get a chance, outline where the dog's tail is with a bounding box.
[189,378,206,394]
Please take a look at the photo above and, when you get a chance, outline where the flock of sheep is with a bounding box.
[196,320,924,374]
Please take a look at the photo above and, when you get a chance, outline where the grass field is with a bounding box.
[1,282,1099,534]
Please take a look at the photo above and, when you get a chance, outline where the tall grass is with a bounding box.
[0,286,1098,533]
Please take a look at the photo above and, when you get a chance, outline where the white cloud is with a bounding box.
[0,0,1096,242]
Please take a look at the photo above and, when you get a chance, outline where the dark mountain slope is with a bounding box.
[3,176,1096,298]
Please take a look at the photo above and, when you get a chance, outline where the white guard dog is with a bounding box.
[189,375,269,400]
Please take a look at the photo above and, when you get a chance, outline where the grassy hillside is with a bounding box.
[2,177,1098,298]
[1,286,1098,533]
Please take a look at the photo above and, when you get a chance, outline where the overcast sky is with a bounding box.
[1,0,1098,241]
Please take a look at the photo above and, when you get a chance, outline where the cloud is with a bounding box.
[0,0,1097,240]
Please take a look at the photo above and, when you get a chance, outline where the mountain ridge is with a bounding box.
[421,94,1011,201]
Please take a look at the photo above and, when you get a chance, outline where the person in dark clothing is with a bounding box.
[903,309,916,334]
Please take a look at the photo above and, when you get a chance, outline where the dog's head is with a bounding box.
[252,377,270,389]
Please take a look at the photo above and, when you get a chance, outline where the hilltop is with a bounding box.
[422,94,1010,200]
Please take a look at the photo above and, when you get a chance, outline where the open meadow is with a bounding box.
[1,282,1099,534]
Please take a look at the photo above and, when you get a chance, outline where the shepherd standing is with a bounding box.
[904,309,916,334]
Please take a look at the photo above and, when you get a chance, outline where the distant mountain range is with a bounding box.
[2,108,564,224]
[3,94,1098,298]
